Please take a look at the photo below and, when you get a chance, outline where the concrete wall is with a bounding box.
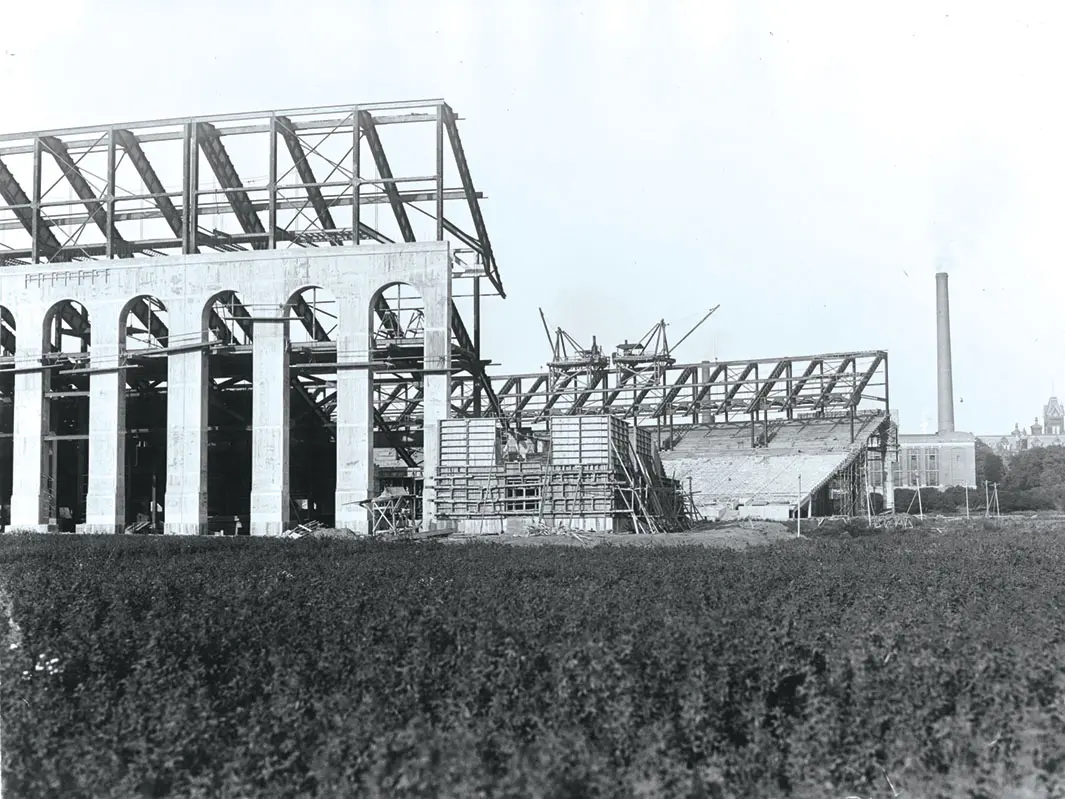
[894,433,977,489]
[0,242,452,535]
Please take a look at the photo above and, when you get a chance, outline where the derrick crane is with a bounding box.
[610,306,720,418]
[536,308,611,419]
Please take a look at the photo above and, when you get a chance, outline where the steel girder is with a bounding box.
[0,100,500,285]
[451,351,890,425]
[0,100,507,470]
[0,155,62,260]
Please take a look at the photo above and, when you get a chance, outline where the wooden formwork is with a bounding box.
[434,414,691,532]
[440,418,502,468]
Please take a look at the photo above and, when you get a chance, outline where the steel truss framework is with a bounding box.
[448,350,890,435]
[0,100,503,471]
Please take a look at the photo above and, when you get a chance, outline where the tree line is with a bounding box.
[888,441,1065,515]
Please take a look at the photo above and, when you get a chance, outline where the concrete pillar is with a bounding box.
[79,307,127,534]
[164,303,209,535]
[9,330,51,531]
[249,316,290,536]
[421,284,452,528]
[335,298,373,534]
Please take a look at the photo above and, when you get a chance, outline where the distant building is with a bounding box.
[866,412,977,491]
[892,433,977,489]
[978,396,1065,456]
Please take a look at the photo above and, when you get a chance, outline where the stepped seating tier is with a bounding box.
[661,413,885,518]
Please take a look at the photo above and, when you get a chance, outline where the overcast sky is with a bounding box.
[1,0,1062,434]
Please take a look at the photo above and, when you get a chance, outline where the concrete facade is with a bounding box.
[0,242,452,535]
[893,433,976,489]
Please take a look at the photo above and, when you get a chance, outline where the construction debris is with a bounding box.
[519,522,594,543]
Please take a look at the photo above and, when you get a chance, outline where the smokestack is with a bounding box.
[936,271,955,434]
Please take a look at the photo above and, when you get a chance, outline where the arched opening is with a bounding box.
[203,291,253,534]
[368,282,426,529]
[120,295,169,533]
[42,300,92,532]
[0,306,14,528]
[286,286,338,527]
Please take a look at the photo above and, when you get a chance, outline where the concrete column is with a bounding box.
[421,284,452,528]
[165,303,209,535]
[883,450,896,512]
[249,316,290,536]
[9,333,50,531]
[79,307,126,534]
[335,298,373,534]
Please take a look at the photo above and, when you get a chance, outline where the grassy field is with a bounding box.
[2,524,1065,798]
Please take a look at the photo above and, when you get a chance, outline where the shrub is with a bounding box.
[3,531,1065,797]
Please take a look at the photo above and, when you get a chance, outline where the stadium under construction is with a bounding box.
[0,100,897,536]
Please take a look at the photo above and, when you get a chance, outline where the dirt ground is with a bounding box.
[446,520,795,550]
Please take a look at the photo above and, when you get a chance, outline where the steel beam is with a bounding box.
[441,104,504,297]
[357,110,415,243]
[813,357,856,414]
[847,351,885,408]
[196,122,269,249]
[114,129,183,237]
[41,136,127,256]
[0,155,62,259]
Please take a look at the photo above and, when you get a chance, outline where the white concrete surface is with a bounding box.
[0,242,452,535]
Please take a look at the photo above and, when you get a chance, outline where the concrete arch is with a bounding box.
[2,240,453,535]
[287,285,338,344]
[285,285,339,526]
[39,299,93,531]
[202,290,253,346]
[42,299,91,354]
[0,305,15,356]
[369,281,426,344]
[120,295,169,351]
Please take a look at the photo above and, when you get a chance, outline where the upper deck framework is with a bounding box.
[0,99,503,296]
[0,100,505,483]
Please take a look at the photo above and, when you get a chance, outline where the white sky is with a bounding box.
[1,0,1062,433]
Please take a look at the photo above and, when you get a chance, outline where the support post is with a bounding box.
[335,297,373,533]
[164,303,208,534]
[268,115,278,249]
[435,103,445,241]
[31,139,42,264]
[182,122,199,255]
[79,309,127,534]
[421,279,453,528]
[351,105,361,244]
[473,275,482,416]
[106,128,117,260]
[249,315,290,536]
[9,333,50,531]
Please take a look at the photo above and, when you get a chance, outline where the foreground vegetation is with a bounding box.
[3,527,1065,798]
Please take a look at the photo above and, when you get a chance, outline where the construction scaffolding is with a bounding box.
[434,415,691,534]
